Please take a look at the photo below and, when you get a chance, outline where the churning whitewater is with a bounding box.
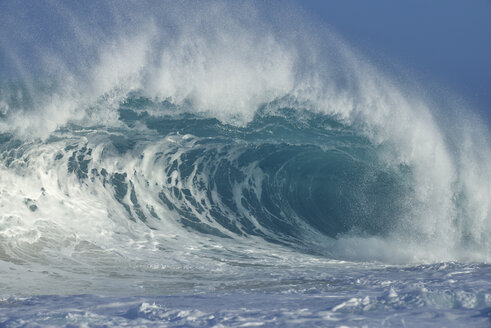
[0,1,490,327]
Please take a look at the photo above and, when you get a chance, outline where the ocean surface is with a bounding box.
[0,1,490,327]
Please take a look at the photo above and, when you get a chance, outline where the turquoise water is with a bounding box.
[0,99,490,327]
[0,1,490,327]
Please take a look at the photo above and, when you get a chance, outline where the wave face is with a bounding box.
[1,101,412,243]
[0,1,490,298]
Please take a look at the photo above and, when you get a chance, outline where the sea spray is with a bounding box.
[0,1,490,327]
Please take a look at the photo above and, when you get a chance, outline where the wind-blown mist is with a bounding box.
[0,3,490,325]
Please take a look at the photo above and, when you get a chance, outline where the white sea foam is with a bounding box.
[0,1,489,280]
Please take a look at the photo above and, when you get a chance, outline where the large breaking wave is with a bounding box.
[0,1,490,290]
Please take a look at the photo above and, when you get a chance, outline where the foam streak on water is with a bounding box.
[1,262,491,327]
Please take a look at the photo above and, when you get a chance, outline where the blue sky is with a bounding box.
[296,0,491,124]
